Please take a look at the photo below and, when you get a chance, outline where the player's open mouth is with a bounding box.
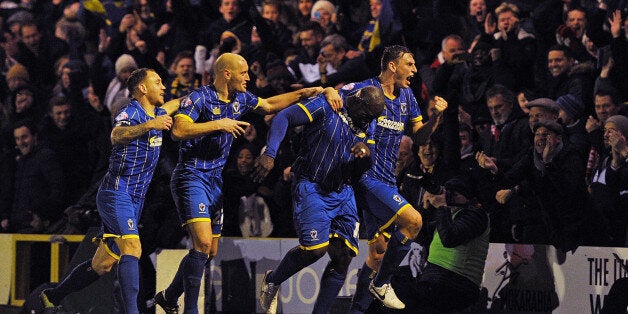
[405,75,413,85]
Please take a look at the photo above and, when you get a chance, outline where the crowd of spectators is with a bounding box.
[0,0,626,255]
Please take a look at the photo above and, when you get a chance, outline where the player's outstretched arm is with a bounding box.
[255,87,324,114]
[111,115,173,145]
[170,115,250,141]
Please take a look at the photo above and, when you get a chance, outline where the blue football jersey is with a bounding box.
[175,84,260,171]
[100,99,167,198]
[291,95,370,191]
[339,79,422,185]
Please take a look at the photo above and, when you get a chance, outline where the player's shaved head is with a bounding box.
[214,52,245,76]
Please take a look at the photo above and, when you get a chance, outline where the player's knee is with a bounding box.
[118,238,142,258]
[403,208,423,238]
[91,257,116,275]
[328,242,353,275]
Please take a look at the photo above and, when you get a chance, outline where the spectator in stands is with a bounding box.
[311,0,338,36]
[205,0,252,50]
[544,44,596,111]
[250,0,294,58]
[14,21,69,92]
[355,0,402,74]
[603,115,628,246]
[165,50,201,101]
[394,177,490,312]
[525,98,560,131]
[305,34,370,88]
[6,120,64,233]
[477,120,586,252]
[288,21,325,84]
[104,54,137,115]
[296,0,315,30]
[223,144,264,237]
[38,96,110,207]
[433,41,496,119]
[420,34,464,95]
[477,84,531,173]
[556,7,595,63]
[598,9,628,102]
[556,94,589,160]
[1,30,20,76]
[589,115,628,246]
[480,2,535,90]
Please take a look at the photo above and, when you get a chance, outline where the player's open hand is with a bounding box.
[351,142,370,158]
[151,115,173,131]
[324,87,343,112]
[252,154,275,182]
[219,119,250,138]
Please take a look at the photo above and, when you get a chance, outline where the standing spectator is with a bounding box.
[14,21,69,92]
[544,44,596,111]
[153,53,326,313]
[556,93,589,160]
[420,34,464,96]
[257,86,385,313]
[555,7,595,63]
[480,2,536,90]
[165,50,201,101]
[104,54,138,115]
[204,0,252,51]
[305,34,371,88]
[477,119,587,252]
[311,0,338,36]
[288,21,325,84]
[477,84,531,173]
[38,96,110,206]
[589,115,628,246]
[40,68,180,313]
[7,120,64,233]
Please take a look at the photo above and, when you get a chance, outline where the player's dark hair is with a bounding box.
[381,45,412,72]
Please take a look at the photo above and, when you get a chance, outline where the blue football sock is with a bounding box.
[349,263,376,313]
[373,230,410,286]
[45,260,100,305]
[267,246,321,284]
[118,255,140,314]
[312,263,347,314]
[163,253,188,303]
[183,249,209,314]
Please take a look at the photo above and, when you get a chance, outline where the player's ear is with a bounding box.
[138,83,147,94]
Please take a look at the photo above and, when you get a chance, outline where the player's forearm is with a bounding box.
[111,123,152,145]
[413,116,440,144]
[171,118,224,141]
[260,88,321,114]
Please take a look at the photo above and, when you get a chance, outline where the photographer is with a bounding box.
[393,177,489,312]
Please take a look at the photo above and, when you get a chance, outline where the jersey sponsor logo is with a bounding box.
[181,97,193,108]
[115,111,129,122]
[199,202,207,214]
[377,118,405,131]
[149,136,162,147]
[393,194,402,204]
[400,102,407,114]
[341,83,355,91]
[212,107,221,115]
[310,229,319,241]
[127,218,135,231]
[232,101,240,114]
